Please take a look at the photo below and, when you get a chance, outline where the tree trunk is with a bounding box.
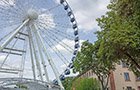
[97,76,106,90]
[101,82,105,90]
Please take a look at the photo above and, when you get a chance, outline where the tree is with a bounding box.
[72,78,101,90]
[96,0,140,76]
[62,76,76,90]
[73,41,114,90]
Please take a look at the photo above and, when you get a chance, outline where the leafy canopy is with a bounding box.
[96,0,140,75]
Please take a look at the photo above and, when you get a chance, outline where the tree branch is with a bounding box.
[121,49,140,70]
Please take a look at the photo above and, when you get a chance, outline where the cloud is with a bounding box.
[60,63,69,69]
[35,13,56,30]
[0,55,6,61]
[67,28,74,33]
[51,39,85,53]
[67,0,110,32]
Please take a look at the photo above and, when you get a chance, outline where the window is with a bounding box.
[87,73,88,77]
[137,76,140,80]
[122,61,127,68]
[124,73,130,81]
[138,86,140,90]
[136,75,140,81]
[127,87,132,90]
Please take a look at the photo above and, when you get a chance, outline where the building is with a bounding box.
[79,61,140,90]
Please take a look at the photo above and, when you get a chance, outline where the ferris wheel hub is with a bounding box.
[27,9,38,20]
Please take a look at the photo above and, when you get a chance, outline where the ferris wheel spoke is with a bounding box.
[0,10,23,19]
[38,29,73,54]
[39,20,72,28]
[15,0,28,13]
[0,15,23,20]
[0,7,22,18]
[0,29,17,42]
[43,37,69,67]
[0,9,18,17]
[0,0,12,6]
[0,0,25,16]
[39,14,67,19]
[9,5,24,17]
[38,17,72,27]
[0,17,22,22]
[36,0,48,12]
[52,14,68,19]
[35,21,74,40]
[45,28,73,40]
[36,24,74,53]
[46,30,74,52]
[0,11,22,19]
[42,27,73,40]
[40,19,72,27]
[38,20,72,30]
[2,0,22,14]
[32,0,37,9]
[0,21,22,29]
[40,4,62,14]
[39,30,69,64]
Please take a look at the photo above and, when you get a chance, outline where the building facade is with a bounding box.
[79,62,140,90]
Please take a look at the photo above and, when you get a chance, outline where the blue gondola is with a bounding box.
[68,11,72,16]
[64,5,69,10]
[75,37,79,42]
[71,18,75,23]
[60,74,65,81]
[74,30,78,36]
[60,0,64,4]
[73,24,77,29]
[72,56,75,61]
[53,79,58,85]
[46,84,49,88]
[68,63,74,69]
[64,69,70,75]
[75,44,79,49]
[73,50,77,55]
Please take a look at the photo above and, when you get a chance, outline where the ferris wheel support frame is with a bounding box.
[27,26,36,80]
[32,24,49,82]
[0,19,30,52]
[28,26,43,81]
[33,24,64,89]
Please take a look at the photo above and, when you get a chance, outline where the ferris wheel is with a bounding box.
[0,0,79,90]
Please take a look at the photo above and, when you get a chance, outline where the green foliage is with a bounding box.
[96,0,140,76]
[73,41,112,90]
[19,86,28,89]
[71,78,101,90]
[62,77,76,90]
[14,85,28,89]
